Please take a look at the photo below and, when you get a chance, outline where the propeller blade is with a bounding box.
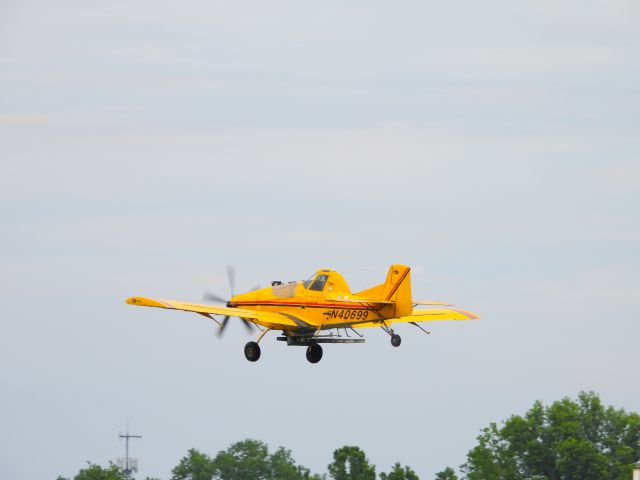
[226,265,236,297]
[241,318,254,332]
[217,315,230,337]
[204,291,227,303]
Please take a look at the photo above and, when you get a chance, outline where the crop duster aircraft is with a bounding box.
[126,264,478,363]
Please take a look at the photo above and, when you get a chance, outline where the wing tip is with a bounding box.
[125,296,174,308]
[453,309,480,320]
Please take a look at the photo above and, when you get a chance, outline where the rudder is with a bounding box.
[382,264,413,317]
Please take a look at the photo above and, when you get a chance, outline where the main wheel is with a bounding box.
[390,334,401,347]
[306,343,323,363]
[244,341,261,362]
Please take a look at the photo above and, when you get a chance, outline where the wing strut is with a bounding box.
[197,312,222,327]
[409,321,431,335]
[350,327,363,337]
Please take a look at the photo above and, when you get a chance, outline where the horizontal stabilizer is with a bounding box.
[351,307,479,328]
[404,308,479,321]
[413,300,454,306]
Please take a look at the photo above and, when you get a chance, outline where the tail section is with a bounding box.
[382,264,413,317]
[355,264,413,318]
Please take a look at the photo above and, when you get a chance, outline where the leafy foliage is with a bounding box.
[211,439,271,480]
[379,462,419,480]
[170,440,321,480]
[268,446,322,480]
[460,391,640,480]
[172,448,216,480]
[327,446,376,480]
[73,463,123,480]
[434,467,458,480]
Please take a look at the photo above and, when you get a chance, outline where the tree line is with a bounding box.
[60,392,640,480]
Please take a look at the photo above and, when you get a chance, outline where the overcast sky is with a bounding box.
[1,1,639,479]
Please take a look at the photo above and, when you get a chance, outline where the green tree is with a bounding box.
[212,439,270,479]
[556,438,608,480]
[171,448,216,480]
[461,422,518,480]
[269,446,323,480]
[170,439,321,480]
[379,462,419,480]
[73,463,123,480]
[434,467,457,480]
[328,446,376,480]
[460,392,640,480]
[207,439,320,480]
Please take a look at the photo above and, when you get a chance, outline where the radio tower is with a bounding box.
[118,428,142,480]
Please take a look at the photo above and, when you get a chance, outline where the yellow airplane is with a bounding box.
[126,264,478,363]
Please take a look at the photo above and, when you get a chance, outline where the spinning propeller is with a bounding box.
[204,266,258,337]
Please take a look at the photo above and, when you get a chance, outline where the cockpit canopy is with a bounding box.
[271,269,351,298]
[303,273,329,291]
[304,269,351,294]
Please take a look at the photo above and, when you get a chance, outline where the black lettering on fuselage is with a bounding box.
[323,310,369,321]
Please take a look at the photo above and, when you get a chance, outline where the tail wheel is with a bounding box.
[306,343,323,363]
[244,341,261,362]
[390,334,401,347]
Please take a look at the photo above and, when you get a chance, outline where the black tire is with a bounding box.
[390,334,401,347]
[306,343,323,363]
[244,341,261,362]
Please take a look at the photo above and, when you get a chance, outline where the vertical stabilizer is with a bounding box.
[382,264,413,317]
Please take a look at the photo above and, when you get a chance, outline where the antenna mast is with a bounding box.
[118,429,142,480]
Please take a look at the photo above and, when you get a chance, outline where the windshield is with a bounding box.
[302,274,316,289]
[309,274,328,291]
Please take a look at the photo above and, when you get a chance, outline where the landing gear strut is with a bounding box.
[381,324,401,347]
[244,341,261,362]
[306,343,323,363]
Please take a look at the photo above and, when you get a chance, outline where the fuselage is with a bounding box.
[229,269,395,332]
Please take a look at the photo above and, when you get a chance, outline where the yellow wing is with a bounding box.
[353,308,479,328]
[126,296,300,330]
